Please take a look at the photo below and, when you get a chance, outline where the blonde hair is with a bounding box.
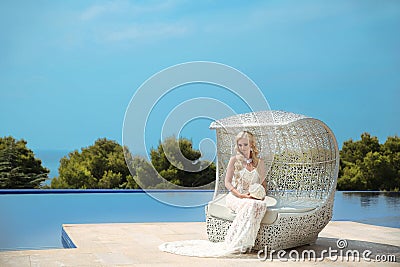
[233,131,260,182]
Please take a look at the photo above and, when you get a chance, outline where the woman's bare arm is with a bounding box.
[225,156,251,199]
[258,158,267,189]
[224,156,235,192]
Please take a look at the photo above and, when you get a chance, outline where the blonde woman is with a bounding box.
[223,131,268,252]
[159,131,272,257]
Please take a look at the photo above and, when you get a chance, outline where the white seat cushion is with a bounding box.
[272,197,320,213]
[270,205,316,213]
[207,195,236,221]
[207,194,278,225]
[207,194,318,225]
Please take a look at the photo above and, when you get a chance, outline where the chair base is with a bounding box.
[206,201,332,251]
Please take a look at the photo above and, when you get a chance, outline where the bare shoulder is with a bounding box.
[228,156,237,165]
[256,158,265,169]
[225,156,237,170]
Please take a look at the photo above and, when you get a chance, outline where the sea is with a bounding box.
[34,150,70,184]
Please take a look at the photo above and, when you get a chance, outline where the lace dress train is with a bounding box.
[159,194,267,257]
[159,169,267,257]
[224,193,267,251]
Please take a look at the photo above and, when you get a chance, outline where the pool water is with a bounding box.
[0,190,214,251]
[0,191,399,251]
[333,191,400,228]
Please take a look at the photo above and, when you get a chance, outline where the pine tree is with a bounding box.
[0,136,48,189]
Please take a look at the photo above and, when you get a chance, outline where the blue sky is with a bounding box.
[1,0,399,153]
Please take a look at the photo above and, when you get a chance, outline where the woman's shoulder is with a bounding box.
[228,155,242,166]
[228,156,237,164]
[256,157,264,168]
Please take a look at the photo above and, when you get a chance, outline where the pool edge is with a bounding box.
[61,226,77,249]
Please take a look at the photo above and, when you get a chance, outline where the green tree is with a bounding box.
[51,136,215,189]
[150,136,215,188]
[51,138,132,189]
[123,152,157,189]
[337,163,365,190]
[361,152,394,190]
[340,133,380,165]
[381,136,400,190]
[338,133,400,191]
[98,170,122,189]
[0,136,49,188]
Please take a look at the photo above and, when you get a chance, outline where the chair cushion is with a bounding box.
[272,197,320,213]
[207,194,318,225]
[270,205,316,213]
[208,194,278,225]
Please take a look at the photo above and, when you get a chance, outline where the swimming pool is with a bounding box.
[0,190,399,251]
[0,190,214,251]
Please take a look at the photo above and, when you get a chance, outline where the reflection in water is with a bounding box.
[343,192,379,207]
[360,193,379,207]
[383,192,400,208]
[333,192,400,228]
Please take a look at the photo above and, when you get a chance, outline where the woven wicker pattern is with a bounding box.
[206,110,339,251]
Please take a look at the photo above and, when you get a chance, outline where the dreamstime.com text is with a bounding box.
[257,239,397,262]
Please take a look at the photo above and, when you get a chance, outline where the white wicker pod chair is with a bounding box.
[206,110,339,251]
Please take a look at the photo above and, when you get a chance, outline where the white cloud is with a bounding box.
[76,0,187,43]
[80,0,177,21]
[104,23,188,42]
[76,1,351,44]
[80,5,110,21]
[199,1,357,35]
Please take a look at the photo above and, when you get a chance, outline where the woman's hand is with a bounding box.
[240,192,252,199]
[240,193,264,200]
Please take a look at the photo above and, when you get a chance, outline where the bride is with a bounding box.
[159,131,270,257]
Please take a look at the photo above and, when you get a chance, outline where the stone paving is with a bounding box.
[0,221,399,266]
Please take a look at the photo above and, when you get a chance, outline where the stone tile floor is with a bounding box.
[0,221,399,266]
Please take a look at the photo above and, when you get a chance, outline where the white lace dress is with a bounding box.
[158,168,267,257]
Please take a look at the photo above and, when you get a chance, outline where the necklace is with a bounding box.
[244,157,253,164]
[244,157,255,172]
